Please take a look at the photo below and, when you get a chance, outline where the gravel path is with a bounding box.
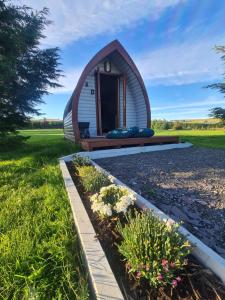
[95,147,225,258]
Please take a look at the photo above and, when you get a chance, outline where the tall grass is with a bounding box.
[0,132,88,299]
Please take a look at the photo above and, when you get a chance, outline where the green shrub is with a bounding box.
[117,210,191,287]
[77,166,110,193]
[172,122,183,130]
[72,154,90,168]
[151,119,172,130]
[90,184,136,217]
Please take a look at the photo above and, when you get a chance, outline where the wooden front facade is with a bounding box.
[63,40,151,143]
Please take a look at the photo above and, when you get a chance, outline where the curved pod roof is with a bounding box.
[64,39,151,141]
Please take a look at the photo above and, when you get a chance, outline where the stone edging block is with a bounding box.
[59,159,124,300]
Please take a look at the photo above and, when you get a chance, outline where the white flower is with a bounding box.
[90,193,98,202]
[108,175,115,181]
[129,193,137,201]
[107,184,117,190]
[120,186,128,193]
[91,201,112,216]
[91,201,102,212]
[100,203,112,216]
[101,187,106,192]
[90,184,135,217]
[100,186,108,193]
[114,195,135,213]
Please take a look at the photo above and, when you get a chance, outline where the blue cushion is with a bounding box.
[106,127,154,139]
[136,128,155,137]
[106,129,131,139]
[127,126,139,137]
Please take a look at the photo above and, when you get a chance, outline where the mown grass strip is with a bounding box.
[156,129,225,149]
[0,133,89,299]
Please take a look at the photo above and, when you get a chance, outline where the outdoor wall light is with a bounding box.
[104,60,111,73]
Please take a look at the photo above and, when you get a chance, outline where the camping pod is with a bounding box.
[63,39,151,142]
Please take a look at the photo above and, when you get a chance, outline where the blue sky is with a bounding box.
[16,0,225,120]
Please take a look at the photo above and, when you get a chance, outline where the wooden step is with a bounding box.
[80,136,179,151]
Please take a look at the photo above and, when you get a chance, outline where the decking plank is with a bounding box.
[80,136,179,151]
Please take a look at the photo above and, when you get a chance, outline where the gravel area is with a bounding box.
[95,147,225,258]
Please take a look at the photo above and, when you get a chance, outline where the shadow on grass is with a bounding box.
[0,135,80,163]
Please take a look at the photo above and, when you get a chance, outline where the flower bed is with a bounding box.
[66,156,225,299]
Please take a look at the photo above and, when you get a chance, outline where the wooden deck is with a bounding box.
[80,135,179,151]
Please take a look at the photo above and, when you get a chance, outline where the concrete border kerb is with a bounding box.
[59,143,225,294]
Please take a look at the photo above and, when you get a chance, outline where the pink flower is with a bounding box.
[172,279,178,287]
[136,271,141,278]
[145,264,150,271]
[170,262,175,268]
[176,276,182,282]
[161,259,168,267]
[157,274,163,281]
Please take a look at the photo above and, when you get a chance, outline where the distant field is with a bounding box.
[172,118,220,124]
[20,129,63,135]
[19,128,225,149]
[156,129,225,149]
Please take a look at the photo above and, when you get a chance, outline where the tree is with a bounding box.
[209,107,225,125]
[207,46,225,126]
[151,119,172,130]
[207,46,225,95]
[0,0,62,135]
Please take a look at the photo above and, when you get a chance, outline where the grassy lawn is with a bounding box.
[0,130,88,299]
[155,129,225,149]
[0,128,224,298]
[20,128,225,149]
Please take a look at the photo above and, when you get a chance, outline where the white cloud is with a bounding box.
[50,67,82,94]
[153,109,209,120]
[53,38,224,93]
[151,96,225,120]
[153,96,225,111]
[135,39,224,86]
[54,38,224,94]
[12,0,223,89]
[13,0,185,47]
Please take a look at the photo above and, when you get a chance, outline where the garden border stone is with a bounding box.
[59,159,124,300]
[59,143,225,294]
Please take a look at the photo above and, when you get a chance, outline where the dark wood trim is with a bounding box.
[68,40,151,142]
[116,77,120,128]
[95,71,99,135]
[98,73,120,133]
[96,70,102,135]
[122,74,126,128]
[98,71,121,77]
